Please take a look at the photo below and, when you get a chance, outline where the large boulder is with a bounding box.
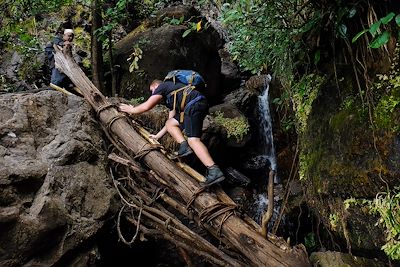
[0,91,117,266]
[298,69,400,260]
[113,5,224,105]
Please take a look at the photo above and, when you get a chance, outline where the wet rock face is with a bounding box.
[299,79,400,258]
[0,91,116,266]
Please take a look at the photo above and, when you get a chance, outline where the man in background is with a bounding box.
[45,29,75,88]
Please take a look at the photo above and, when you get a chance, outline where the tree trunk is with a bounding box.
[53,46,311,267]
[91,0,105,94]
[108,32,117,96]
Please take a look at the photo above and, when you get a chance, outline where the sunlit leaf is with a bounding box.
[396,15,400,26]
[196,21,202,32]
[369,31,390,48]
[352,29,369,43]
[380,12,395,24]
[182,29,191,38]
[369,20,382,37]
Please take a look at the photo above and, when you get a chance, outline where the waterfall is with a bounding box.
[252,192,282,228]
[252,74,282,226]
[258,74,276,172]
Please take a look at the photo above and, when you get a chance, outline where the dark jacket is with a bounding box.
[44,35,63,69]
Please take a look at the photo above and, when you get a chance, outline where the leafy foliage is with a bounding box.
[164,15,210,38]
[214,111,249,142]
[291,74,325,134]
[0,0,73,46]
[95,0,171,45]
[352,12,400,48]
[128,45,143,72]
[345,190,400,261]
[372,43,400,132]
[220,1,306,80]
[370,189,400,260]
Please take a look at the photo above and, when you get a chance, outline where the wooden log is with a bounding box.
[53,45,311,267]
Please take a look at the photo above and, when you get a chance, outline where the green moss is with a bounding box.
[374,94,400,131]
[330,97,359,130]
[299,147,324,181]
[214,111,250,142]
[329,213,340,230]
[292,74,325,134]
[129,97,145,106]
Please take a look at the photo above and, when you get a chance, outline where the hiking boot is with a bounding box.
[175,141,193,157]
[201,165,225,186]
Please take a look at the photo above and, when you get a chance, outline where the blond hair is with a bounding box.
[150,79,162,87]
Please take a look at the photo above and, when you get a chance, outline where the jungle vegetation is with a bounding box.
[1,0,399,260]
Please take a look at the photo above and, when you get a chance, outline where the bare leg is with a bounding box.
[166,118,215,167]
[166,118,185,143]
[187,137,215,167]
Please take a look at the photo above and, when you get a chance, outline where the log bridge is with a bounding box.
[54,45,311,267]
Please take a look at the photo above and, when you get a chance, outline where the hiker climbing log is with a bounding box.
[53,43,311,266]
[119,71,225,186]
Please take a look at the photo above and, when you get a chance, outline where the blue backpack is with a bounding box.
[164,70,206,88]
[164,70,206,123]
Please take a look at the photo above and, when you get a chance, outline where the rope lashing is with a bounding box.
[133,143,163,160]
[199,203,237,224]
[186,186,207,209]
[95,103,115,117]
[186,187,237,237]
[199,202,237,236]
[105,114,128,132]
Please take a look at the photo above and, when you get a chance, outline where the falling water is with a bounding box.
[252,193,282,228]
[258,74,276,172]
[252,74,282,226]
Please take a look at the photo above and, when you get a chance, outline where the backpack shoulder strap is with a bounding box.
[168,85,195,123]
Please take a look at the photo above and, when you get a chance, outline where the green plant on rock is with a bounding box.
[373,43,400,133]
[370,188,400,260]
[214,111,249,142]
[129,97,145,106]
[128,44,143,72]
[292,74,325,134]
[374,95,400,131]
[344,190,400,261]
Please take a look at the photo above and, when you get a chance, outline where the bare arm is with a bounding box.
[119,94,162,115]
[149,110,176,140]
